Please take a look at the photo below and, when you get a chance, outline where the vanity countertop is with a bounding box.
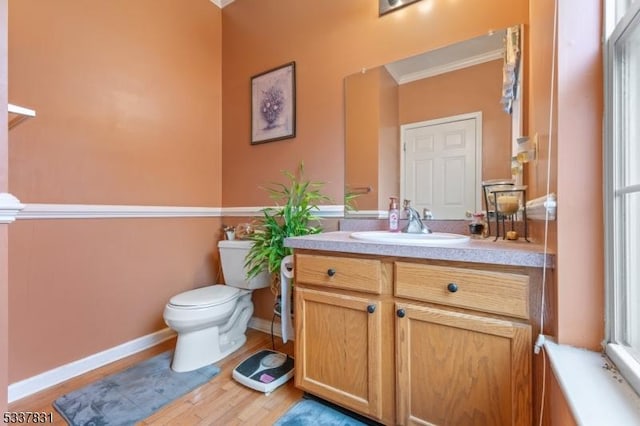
[285,231,554,268]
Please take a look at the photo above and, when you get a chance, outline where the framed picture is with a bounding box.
[379,0,422,16]
[251,62,296,144]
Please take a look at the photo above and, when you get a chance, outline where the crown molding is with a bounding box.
[396,48,504,85]
[209,0,236,8]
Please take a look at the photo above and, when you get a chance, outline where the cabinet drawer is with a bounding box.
[395,262,530,319]
[296,254,382,294]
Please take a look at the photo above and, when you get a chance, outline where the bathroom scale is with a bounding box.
[232,349,294,394]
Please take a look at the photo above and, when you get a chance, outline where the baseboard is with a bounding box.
[248,315,295,342]
[8,328,176,403]
[9,318,284,403]
[248,316,281,337]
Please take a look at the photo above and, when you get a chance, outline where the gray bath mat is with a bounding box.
[274,399,371,426]
[53,351,219,426]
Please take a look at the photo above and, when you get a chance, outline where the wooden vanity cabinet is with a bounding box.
[395,304,531,425]
[294,250,537,426]
[294,253,396,424]
[394,262,532,425]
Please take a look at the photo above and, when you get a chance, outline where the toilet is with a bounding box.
[163,240,270,372]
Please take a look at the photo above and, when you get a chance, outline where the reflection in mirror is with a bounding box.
[345,28,522,220]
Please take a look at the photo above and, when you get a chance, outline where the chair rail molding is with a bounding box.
[15,203,345,220]
[0,192,25,223]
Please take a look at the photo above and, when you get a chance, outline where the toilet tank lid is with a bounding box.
[218,239,253,249]
[169,285,239,307]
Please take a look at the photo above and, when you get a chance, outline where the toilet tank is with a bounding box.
[218,240,270,290]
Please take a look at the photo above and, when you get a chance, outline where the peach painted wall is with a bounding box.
[1,0,8,410]
[8,218,222,382]
[344,66,399,211]
[378,68,400,210]
[527,1,558,247]
[9,0,222,206]
[399,59,512,186]
[8,0,223,382]
[345,68,381,211]
[525,0,604,352]
[555,0,604,349]
[221,0,528,207]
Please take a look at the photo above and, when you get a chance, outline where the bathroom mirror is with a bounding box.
[344,28,522,220]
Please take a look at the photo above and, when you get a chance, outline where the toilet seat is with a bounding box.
[168,285,240,309]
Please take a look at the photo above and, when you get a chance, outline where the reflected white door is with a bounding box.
[401,113,481,220]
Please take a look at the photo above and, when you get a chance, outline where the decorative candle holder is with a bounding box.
[482,179,515,237]
[491,185,529,242]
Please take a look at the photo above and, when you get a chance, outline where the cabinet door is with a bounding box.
[396,303,531,426]
[295,287,383,420]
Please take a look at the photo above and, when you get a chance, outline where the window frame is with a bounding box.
[604,0,640,397]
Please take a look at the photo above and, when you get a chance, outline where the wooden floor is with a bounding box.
[8,329,303,425]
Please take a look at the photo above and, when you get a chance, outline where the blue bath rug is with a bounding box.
[53,351,219,426]
[274,399,371,426]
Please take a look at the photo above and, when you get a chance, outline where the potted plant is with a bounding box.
[244,162,330,296]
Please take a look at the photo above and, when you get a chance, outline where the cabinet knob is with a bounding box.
[396,308,406,318]
[327,268,336,277]
[447,282,458,293]
[367,304,376,314]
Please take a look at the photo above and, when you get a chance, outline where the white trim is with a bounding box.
[209,0,235,8]
[8,328,176,403]
[221,204,345,218]
[7,103,36,117]
[604,0,640,397]
[400,111,483,217]
[395,49,503,84]
[15,204,345,220]
[18,204,222,219]
[249,316,281,338]
[607,343,640,397]
[0,192,25,223]
[615,184,640,195]
[7,317,286,403]
[248,315,295,341]
[344,209,388,219]
[544,340,640,425]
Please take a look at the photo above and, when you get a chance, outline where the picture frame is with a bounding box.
[251,62,296,144]
[379,0,422,16]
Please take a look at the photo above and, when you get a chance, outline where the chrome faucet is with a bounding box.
[402,200,432,234]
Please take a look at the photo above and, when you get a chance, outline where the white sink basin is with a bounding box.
[349,231,470,245]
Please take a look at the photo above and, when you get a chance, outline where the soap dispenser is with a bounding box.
[388,197,400,232]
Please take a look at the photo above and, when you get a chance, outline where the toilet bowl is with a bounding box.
[163,240,270,372]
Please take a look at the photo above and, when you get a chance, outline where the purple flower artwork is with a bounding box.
[260,86,285,130]
[251,62,296,144]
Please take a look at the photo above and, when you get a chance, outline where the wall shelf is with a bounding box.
[8,103,36,130]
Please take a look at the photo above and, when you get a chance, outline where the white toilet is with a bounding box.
[163,240,270,372]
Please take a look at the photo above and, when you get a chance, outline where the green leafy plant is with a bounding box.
[244,162,330,295]
[344,189,362,213]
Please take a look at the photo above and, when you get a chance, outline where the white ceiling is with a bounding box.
[385,29,506,84]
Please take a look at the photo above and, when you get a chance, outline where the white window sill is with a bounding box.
[544,340,640,425]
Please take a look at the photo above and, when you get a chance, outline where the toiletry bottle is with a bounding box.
[389,197,400,232]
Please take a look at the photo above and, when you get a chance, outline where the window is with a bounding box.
[604,0,640,396]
